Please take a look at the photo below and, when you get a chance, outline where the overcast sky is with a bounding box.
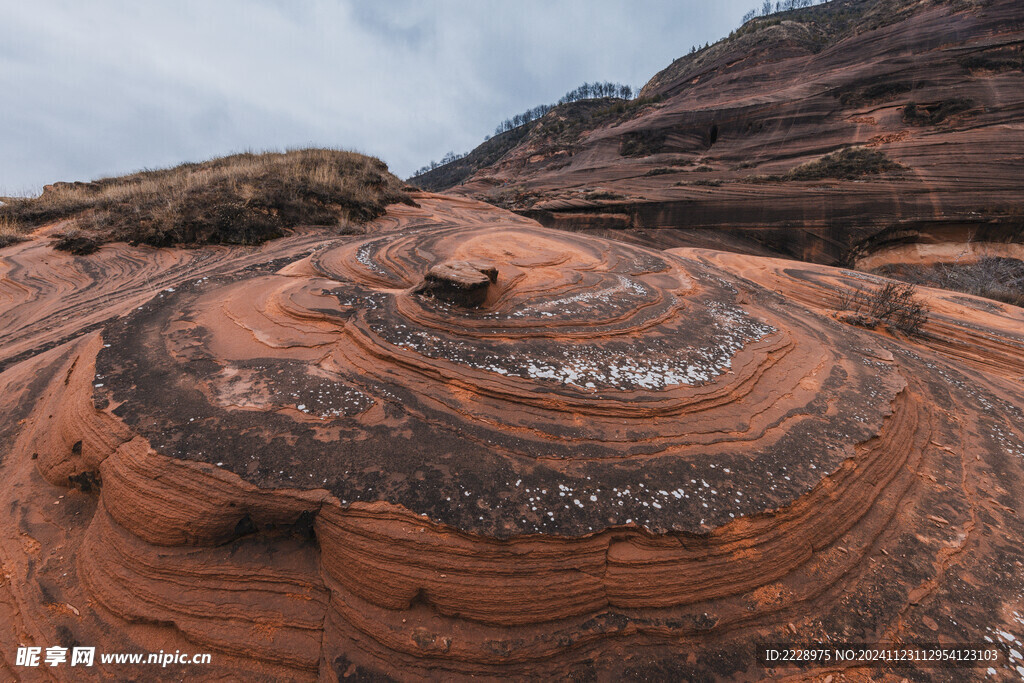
[2,0,756,193]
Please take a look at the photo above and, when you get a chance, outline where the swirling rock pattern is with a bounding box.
[1,194,1024,680]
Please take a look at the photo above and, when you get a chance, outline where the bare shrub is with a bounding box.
[872,257,1024,309]
[936,257,1024,307]
[836,281,928,334]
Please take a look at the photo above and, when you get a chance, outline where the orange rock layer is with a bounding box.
[1,195,1023,680]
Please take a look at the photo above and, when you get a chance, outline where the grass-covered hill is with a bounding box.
[0,149,413,253]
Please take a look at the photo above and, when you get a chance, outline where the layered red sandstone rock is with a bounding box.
[2,195,1024,680]
[423,0,1024,267]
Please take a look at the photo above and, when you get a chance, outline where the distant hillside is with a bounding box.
[409,124,536,192]
[639,0,947,98]
[408,0,1023,266]
[410,96,666,193]
[410,81,637,191]
[411,0,917,195]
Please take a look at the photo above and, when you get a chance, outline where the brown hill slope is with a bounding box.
[415,0,1024,265]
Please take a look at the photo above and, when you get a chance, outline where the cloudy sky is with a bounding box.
[2,0,756,193]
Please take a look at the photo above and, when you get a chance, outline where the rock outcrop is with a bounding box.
[415,0,1024,266]
[413,259,499,307]
[2,194,1023,680]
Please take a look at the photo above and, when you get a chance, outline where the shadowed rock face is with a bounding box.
[419,0,1024,266]
[2,194,1024,680]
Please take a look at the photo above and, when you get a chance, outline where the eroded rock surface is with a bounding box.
[1,194,1023,680]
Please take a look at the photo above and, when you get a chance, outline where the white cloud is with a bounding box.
[0,0,754,192]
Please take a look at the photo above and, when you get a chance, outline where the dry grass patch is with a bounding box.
[0,216,27,249]
[785,147,904,181]
[0,149,413,251]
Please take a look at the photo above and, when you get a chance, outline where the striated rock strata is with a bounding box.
[417,0,1024,267]
[1,195,1023,680]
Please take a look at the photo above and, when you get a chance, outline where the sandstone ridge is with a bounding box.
[414,0,1024,267]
